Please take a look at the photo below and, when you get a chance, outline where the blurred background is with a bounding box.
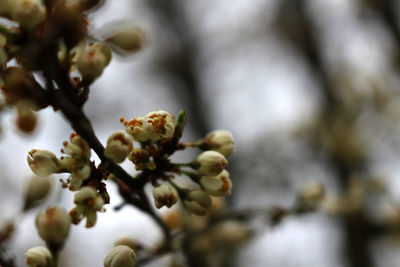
[2,0,400,266]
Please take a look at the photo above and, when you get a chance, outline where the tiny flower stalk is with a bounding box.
[104,245,136,267]
[25,246,52,267]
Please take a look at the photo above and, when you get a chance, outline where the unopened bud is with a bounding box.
[24,176,51,210]
[184,190,212,216]
[114,237,141,251]
[106,28,144,55]
[104,131,133,163]
[128,148,149,170]
[1,67,40,105]
[200,170,232,197]
[152,184,178,209]
[16,105,37,133]
[27,150,60,176]
[35,206,70,248]
[63,133,91,160]
[104,245,136,267]
[202,130,235,157]
[77,44,110,81]
[193,151,228,176]
[11,0,46,31]
[25,246,52,267]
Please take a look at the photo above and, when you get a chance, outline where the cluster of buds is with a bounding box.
[119,110,234,216]
[69,186,105,228]
[0,0,145,138]
[59,133,92,190]
[27,133,92,190]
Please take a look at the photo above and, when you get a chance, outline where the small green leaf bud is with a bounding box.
[27,150,60,176]
[152,184,178,209]
[192,151,228,176]
[104,131,134,163]
[183,190,212,216]
[106,28,144,55]
[25,246,52,267]
[35,206,70,248]
[202,130,235,157]
[104,245,136,267]
[200,170,232,197]
[23,176,52,210]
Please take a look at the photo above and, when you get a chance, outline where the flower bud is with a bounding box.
[184,190,212,216]
[128,148,149,170]
[24,176,51,210]
[27,150,60,176]
[10,0,46,31]
[104,131,133,163]
[106,28,144,55]
[25,246,52,267]
[114,237,141,251]
[35,206,70,248]
[145,110,175,141]
[77,44,110,81]
[69,162,91,190]
[200,170,232,197]
[1,67,41,105]
[193,151,228,176]
[104,245,136,267]
[70,186,104,227]
[16,105,37,133]
[63,133,91,160]
[152,184,178,209]
[121,116,152,142]
[202,130,235,157]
